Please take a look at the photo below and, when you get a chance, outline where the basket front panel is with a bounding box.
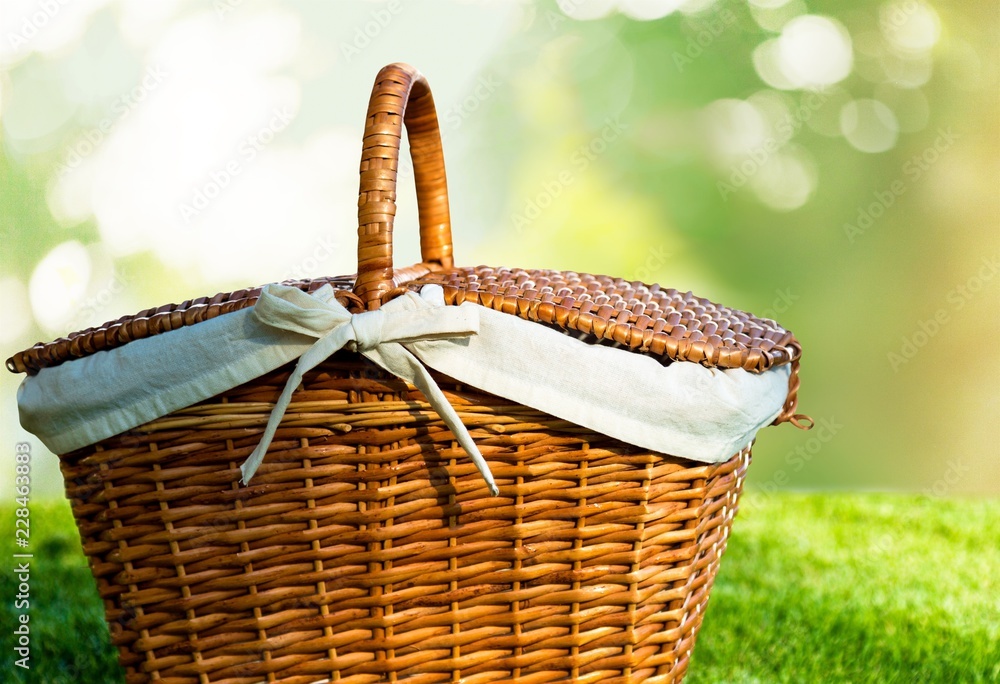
[60,354,750,684]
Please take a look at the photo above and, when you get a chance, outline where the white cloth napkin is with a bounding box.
[17,284,789,491]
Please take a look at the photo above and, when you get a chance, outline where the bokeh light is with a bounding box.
[840,98,900,152]
[618,0,686,21]
[704,98,770,159]
[748,147,817,211]
[879,0,941,54]
[749,0,806,33]
[557,0,617,21]
[775,15,853,89]
[558,0,713,21]
[28,240,92,333]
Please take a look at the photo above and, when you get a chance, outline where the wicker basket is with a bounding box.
[9,63,806,684]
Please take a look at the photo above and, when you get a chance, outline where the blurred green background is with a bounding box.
[1,0,997,501]
[1,2,998,682]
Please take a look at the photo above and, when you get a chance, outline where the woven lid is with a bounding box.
[6,63,804,424]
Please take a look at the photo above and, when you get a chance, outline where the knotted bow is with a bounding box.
[241,283,499,496]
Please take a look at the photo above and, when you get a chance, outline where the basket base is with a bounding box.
[60,355,751,683]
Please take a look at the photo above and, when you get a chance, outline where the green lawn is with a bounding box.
[687,493,999,684]
[2,493,997,683]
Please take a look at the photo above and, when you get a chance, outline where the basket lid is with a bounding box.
[7,63,805,426]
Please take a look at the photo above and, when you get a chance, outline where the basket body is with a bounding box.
[63,353,750,684]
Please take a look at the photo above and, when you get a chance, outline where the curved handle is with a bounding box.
[354,63,454,311]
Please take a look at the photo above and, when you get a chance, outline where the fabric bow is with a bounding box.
[241,283,498,495]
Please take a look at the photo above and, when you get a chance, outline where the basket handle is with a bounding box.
[354,63,454,311]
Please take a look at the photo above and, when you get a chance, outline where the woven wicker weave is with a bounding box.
[10,63,806,683]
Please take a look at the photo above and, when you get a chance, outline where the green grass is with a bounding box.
[1,499,122,683]
[687,492,1000,684]
[1,493,997,683]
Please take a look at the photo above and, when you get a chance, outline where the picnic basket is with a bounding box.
[8,63,808,684]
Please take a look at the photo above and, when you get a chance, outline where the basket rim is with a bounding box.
[7,263,801,379]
